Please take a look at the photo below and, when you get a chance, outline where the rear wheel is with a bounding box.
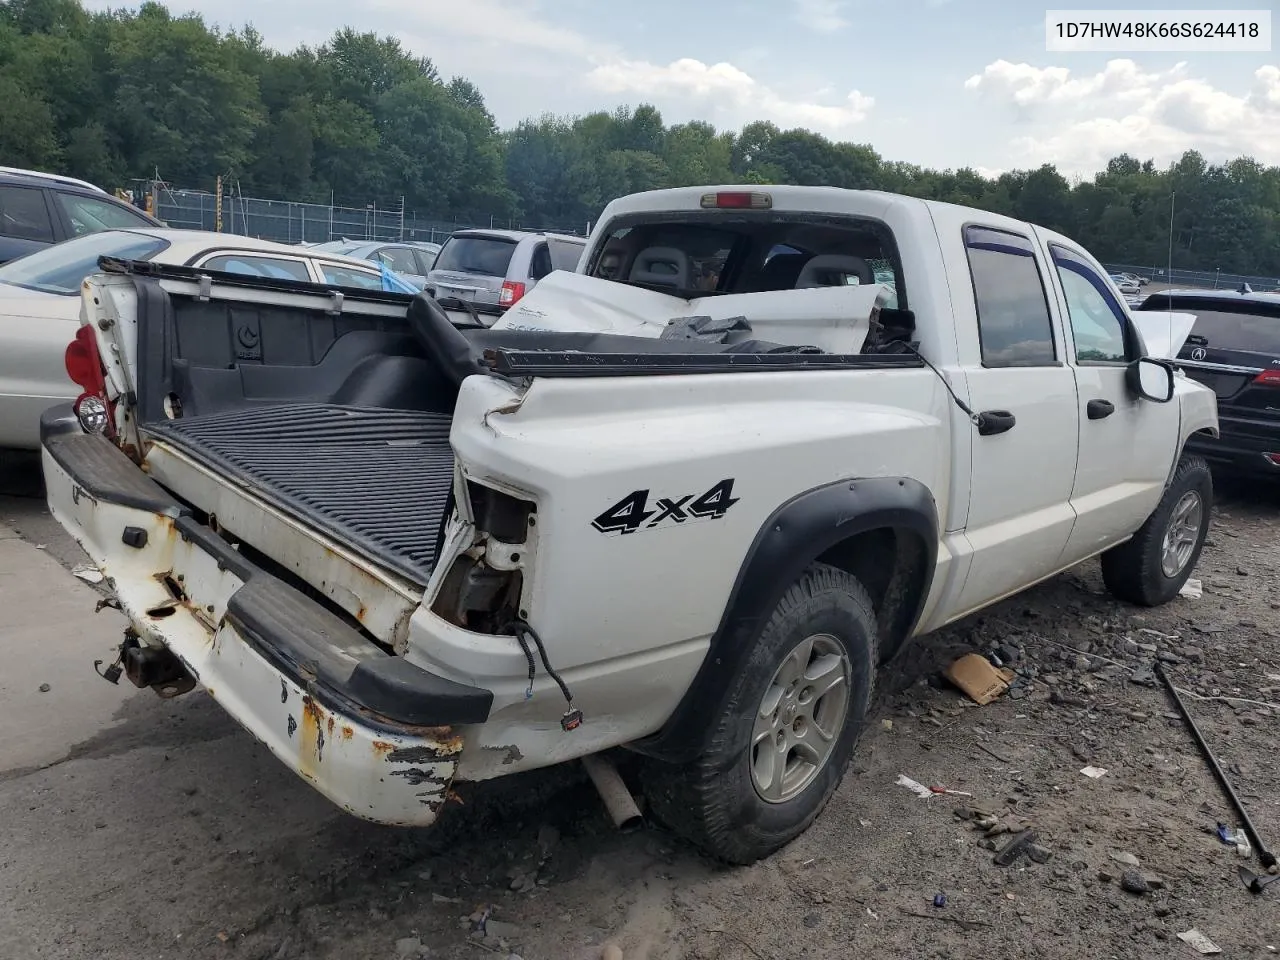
[644,563,877,864]
[1101,455,1212,606]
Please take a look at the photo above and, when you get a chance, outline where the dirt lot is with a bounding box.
[2,475,1279,960]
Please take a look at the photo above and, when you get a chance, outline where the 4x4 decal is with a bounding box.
[592,479,739,535]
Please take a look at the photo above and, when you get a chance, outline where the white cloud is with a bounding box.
[791,0,849,33]
[965,59,1280,174]
[587,57,873,133]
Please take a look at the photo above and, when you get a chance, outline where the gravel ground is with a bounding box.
[1,475,1278,960]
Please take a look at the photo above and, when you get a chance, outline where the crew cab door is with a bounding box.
[1040,238,1180,563]
[948,224,1081,617]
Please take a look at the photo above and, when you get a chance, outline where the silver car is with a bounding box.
[307,239,440,290]
[426,229,586,314]
[0,228,396,451]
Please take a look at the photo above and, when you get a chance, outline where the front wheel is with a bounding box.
[1101,455,1213,606]
[643,563,877,864]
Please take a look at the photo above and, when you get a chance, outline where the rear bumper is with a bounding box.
[41,417,492,827]
[1186,416,1280,478]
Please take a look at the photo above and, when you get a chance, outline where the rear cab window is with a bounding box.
[433,235,517,277]
[0,185,56,243]
[585,214,905,307]
[963,225,1057,367]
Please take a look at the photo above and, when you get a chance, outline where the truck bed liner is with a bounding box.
[146,404,454,586]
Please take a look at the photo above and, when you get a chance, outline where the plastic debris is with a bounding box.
[896,774,934,799]
[932,893,947,908]
[1232,827,1253,858]
[1178,578,1203,600]
[71,563,104,584]
[1080,765,1108,779]
[1217,823,1235,845]
[1176,929,1222,954]
[929,786,973,797]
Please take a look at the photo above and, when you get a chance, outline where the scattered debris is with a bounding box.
[1178,579,1203,600]
[898,907,990,932]
[880,718,894,732]
[1231,827,1253,858]
[395,937,424,957]
[929,786,972,797]
[601,946,624,960]
[71,563,104,584]
[993,830,1039,867]
[38,682,50,693]
[1120,871,1150,895]
[1079,765,1108,779]
[536,824,560,860]
[1240,864,1280,894]
[1027,843,1053,865]
[932,893,946,908]
[895,775,934,799]
[1176,929,1222,954]
[946,653,1015,705]
[1159,662,1279,872]
[1110,851,1141,867]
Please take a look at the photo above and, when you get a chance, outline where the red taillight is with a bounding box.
[699,191,772,210]
[1252,369,1280,387]
[65,325,106,395]
[1266,453,1280,466]
[499,280,526,307]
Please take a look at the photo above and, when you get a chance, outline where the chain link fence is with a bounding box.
[155,188,587,246]
[1103,261,1280,292]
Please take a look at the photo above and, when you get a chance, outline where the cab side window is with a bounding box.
[1050,245,1130,364]
[964,225,1057,367]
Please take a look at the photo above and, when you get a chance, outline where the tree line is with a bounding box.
[3,0,1279,276]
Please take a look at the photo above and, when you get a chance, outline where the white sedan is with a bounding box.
[0,228,403,451]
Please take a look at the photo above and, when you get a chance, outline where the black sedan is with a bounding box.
[1136,287,1280,478]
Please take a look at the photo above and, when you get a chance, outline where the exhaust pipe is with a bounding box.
[582,754,643,832]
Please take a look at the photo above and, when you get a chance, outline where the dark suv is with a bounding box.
[0,167,162,265]
[1136,287,1280,478]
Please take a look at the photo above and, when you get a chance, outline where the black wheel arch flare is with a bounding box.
[632,475,939,764]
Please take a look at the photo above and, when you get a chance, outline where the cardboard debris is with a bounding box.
[1176,929,1222,955]
[896,775,934,799]
[945,653,1016,705]
[1179,578,1203,600]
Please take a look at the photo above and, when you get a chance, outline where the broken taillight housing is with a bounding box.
[65,325,114,436]
[499,280,526,307]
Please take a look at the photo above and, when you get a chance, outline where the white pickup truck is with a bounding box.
[42,185,1217,864]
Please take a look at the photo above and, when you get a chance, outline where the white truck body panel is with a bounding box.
[42,184,1218,818]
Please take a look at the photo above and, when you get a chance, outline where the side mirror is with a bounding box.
[1127,357,1174,403]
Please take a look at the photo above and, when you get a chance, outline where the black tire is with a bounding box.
[1101,454,1213,606]
[644,563,877,865]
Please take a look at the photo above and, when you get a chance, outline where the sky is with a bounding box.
[85,0,1280,178]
